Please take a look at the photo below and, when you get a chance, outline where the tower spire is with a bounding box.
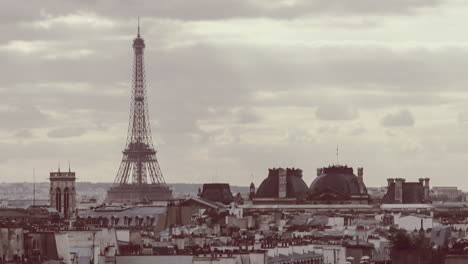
[137,17,140,38]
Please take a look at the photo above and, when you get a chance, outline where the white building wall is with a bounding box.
[328,217,345,228]
[277,246,290,256]
[311,244,346,264]
[116,255,192,264]
[266,247,277,257]
[55,233,71,264]
[395,215,433,231]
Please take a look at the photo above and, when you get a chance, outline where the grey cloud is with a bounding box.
[13,129,33,138]
[286,128,315,143]
[350,126,367,136]
[235,108,260,124]
[317,126,340,134]
[0,0,444,25]
[47,127,87,138]
[0,105,49,130]
[457,111,468,124]
[381,109,415,127]
[5,36,468,97]
[151,44,468,95]
[315,104,359,121]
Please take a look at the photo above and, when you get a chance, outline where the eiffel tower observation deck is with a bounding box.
[106,22,173,204]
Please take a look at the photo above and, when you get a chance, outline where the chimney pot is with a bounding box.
[317,168,322,177]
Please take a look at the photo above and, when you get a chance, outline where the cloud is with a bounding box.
[2,0,468,190]
[381,109,415,127]
[349,126,367,136]
[0,105,49,130]
[457,111,468,124]
[317,126,340,134]
[47,127,87,138]
[315,104,359,121]
[0,0,444,25]
[13,129,33,138]
[235,108,260,124]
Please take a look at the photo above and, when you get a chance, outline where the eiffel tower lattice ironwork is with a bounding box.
[113,22,166,186]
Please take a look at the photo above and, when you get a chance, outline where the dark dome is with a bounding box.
[309,166,367,199]
[256,168,309,199]
[200,183,233,205]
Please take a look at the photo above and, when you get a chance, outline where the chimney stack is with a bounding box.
[424,178,430,201]
[278,168,287,198]
[357,167,364,183]
[394,178,405,204]
[316,168,323,177]
[387,178,395,187]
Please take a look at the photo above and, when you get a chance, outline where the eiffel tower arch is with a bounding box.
[106,22,173,204]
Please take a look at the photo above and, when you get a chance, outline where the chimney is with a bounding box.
[316,168,323,177]
[387,178,395,187]
[357,167,364,183]
[278,168,287,198]
[394,178,405,204]
[424,178,430,201]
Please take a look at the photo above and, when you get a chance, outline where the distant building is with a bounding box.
[431,187,464,202]
[367,187,388,200]
[382,178,430,204]
[253,166,370,205]
[394,214,434,231]
[49,168,76,218]
[78,204,171,231]
[254,168,309,203]
[199,183,234,205]
[308,166,369,204]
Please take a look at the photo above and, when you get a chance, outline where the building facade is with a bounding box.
[308,166,369,204]
[49,169,76,218]
[382,178,430,204]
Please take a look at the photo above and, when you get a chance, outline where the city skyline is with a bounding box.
[3,1,468,188]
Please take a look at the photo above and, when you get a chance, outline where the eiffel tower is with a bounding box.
[106,21,173,203]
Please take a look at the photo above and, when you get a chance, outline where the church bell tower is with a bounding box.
[50,166,76,218]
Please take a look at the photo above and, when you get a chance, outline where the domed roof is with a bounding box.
[256,168,309,199]
[200,183,233,204]
[309,166,367,200]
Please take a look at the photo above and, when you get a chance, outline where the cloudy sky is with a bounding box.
[2,0,468,188]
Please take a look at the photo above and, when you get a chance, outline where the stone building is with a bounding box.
[49,168,76,218]
[431,187,464,202]
[382,178,430,204]
[199,183,234,205]
[254,168,309,203]
[308,165,369,204]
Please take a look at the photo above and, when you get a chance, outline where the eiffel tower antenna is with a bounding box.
[137,17,140,37]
